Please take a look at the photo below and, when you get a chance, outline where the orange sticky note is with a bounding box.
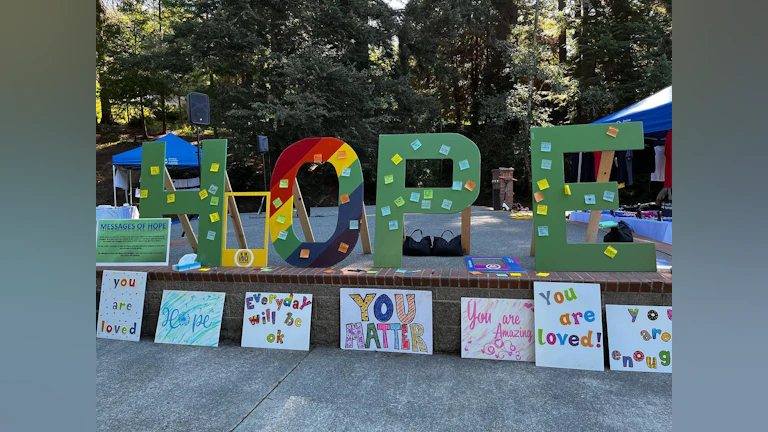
[464,180,476,191]
[391,153,403,165]
[536,204,548,215]
[209,212,220,223]
[564,184,571,195]
[469,271,483,275]
[139,189,148,198]
[338,242,349,253]
[340,194,350,204]
[150,166,160,175]
[199,189,208,200]
[337,151,347,160]
[210,163,220,172]
[323,269,335,274]
[607,126,619,137]
[534,191,545,202]
[314,154,323,163]
[537,179,550,190]
[166,193,175,203]
[604,246,618,258]
[300,249,310,258]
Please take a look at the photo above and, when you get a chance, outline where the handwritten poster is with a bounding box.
[606,305,672,373]
[96,270,147,341]
[461,298,535,361]
[340,288,433,355]
[154,290,225,347]
[534,282,604,371]
[241,292,313,351]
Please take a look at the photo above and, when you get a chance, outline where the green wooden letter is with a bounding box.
[531,122,656,271]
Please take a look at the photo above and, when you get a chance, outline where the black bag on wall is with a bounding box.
[431,230,464,256]
[604,221,634,243]
[403,229,433,256]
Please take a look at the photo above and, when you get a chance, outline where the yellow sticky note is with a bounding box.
[210,163,220,172]
[618,182,626,190]
[198,268,211,272]
[536,272,550,277]
[199,189,208,200]
[536,204,548,215]
[564,184,571,195]
[384,175,394,184]
[604,246,618,258]
[510,273,522,277]
[150,166,160,176]
[279,179,289,189]
[209,212,220,223]
[140,189,148,198]
[276,214,286,224]
[166,193,175,203]
[537,179,550,190]
[391,154,403,165]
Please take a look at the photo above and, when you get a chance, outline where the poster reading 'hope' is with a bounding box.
[154,290,225,347]
[97,270,147,341]
[461,298,535,361]
[241,292,313,351]
[606,305,672,373]
[534,282,604,371]
[340,288,433,355]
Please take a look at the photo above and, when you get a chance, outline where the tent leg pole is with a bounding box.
[112,166,117,207]
[129,170,133,205]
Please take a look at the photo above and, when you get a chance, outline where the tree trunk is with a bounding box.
[139,97,149,139]
[161,93,167,134]
[558,0,567,63]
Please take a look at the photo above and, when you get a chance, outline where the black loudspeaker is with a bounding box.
[186,92,210,126]
[257,135,269,153]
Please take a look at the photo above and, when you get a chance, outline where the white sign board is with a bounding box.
[461,298,535,361]
[96,270,147,341]
[534,282,604,371]
[606,305,672,373]
[340,288,433,355]
[241,292,313,351]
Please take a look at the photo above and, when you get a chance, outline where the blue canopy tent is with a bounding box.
[110,133,202,206]
[592,85,672,138]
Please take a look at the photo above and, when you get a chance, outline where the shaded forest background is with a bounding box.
[96,0,671,208]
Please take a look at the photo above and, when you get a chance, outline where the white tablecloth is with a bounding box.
[96,206,140,221]
[569,212,672,244]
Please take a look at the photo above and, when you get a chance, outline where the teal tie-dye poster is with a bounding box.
[154,290,225,347]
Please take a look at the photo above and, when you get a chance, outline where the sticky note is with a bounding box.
[277,230,288,240]
[209,212,220,223]
[541,142,552,152]
[424,190,433,199]
[199,268,211,272]
[439,145,451,155]
[452,181,462,191]
[391,153,403,165]
[210,196,219,206]
[510,273,522,277]
[469,271,483,275]
[564,185,571,195]
[604,246,618,258]
[384,175,394,184]
[618,182,626,189]
[273,197,283,208]
[388,220,398,230]
[367,270,378,274]
[536,204,548,215]
[199,189,208,200]
[150,166,160,175]
[394,196,405,207]
[411,139,422,150]
[208,185,218,195]
[324,269,335,274]
[606,126,619,137]
[314,154,323,163]
[441,199,452,210]
[464,180,476,192]
[421,200,431,209]
[279,179,289,188]
[538,226,549,236]
[206,230,216,241]
[534,191,545,202]
[536,272,550,277]
[300,249,310,258]
[541,159,552,170]
[350,220,359,230]
[458,160,469,170]
[210,163,220,172]
[338,242,350,253]
[585,194,596,205]
[337,150,346,160]
[341,168,351,177]
[410,192,420,202]
[381,206,391,216]
[395,269,407,273]
[167,193,175,203]
[276,214,286,224]
[341,194,350,204]
[140,189,148,198]
[261,267,272,272]
[496,273,508,277]
[603,191,615,202]
[537,179,550,190]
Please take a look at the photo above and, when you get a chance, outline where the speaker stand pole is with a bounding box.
[196,125,202,173]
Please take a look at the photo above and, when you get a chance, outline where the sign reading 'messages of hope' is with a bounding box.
[606,305,672,373]
[96,270,147,341]
[461,298,535,361]
[340,288,433,355]
[534,282,604,371]
[96,218,171,266]
[242,292,313,351]
[154,290,225,347]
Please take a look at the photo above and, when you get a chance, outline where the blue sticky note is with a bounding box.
[396,269,407,273]
[603,191,615,202]
[458,159,469,170]
[541,142,552,152]
[421,200,431,209]
[496,273,508,277]
[278,230,288,240]
[411,140,422,150]
[541,159,552,170]
[441,199,452,210]
[452,181,462,191]
[410,192,420,202]
[439,145,451,155]
[381,206,391,216]
[341,167,351,177]
[349,220,359,230]
[206,230,216,241]
[538,226,549,236]
[585,194,596,205]
[388,220,398,230]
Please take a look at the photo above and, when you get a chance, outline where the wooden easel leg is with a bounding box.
[585,150,615,243]
[530,224,535,256]
[461,207,471,255]
[360,209,372,254]
[164,168,198,253]
[224,172,248,249]
[293,179,315,242]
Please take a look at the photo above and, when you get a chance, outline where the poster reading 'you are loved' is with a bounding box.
[97,270,147,341]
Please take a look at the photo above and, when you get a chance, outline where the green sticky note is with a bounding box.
[394,196,405,207]
[384,175,394,184]
[279,179,289,188]
[273,197,283,208]
[210,196,220,206]
[424,190,433,199]
[276,214,287,224]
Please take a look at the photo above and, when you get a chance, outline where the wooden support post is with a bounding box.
[585,150,615,243]
[293,179,315,242]
[224,172,247,249]
[163,168,198,253]
[360,209,372,254]
[461,207,471,255]
[530,223,535,256]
